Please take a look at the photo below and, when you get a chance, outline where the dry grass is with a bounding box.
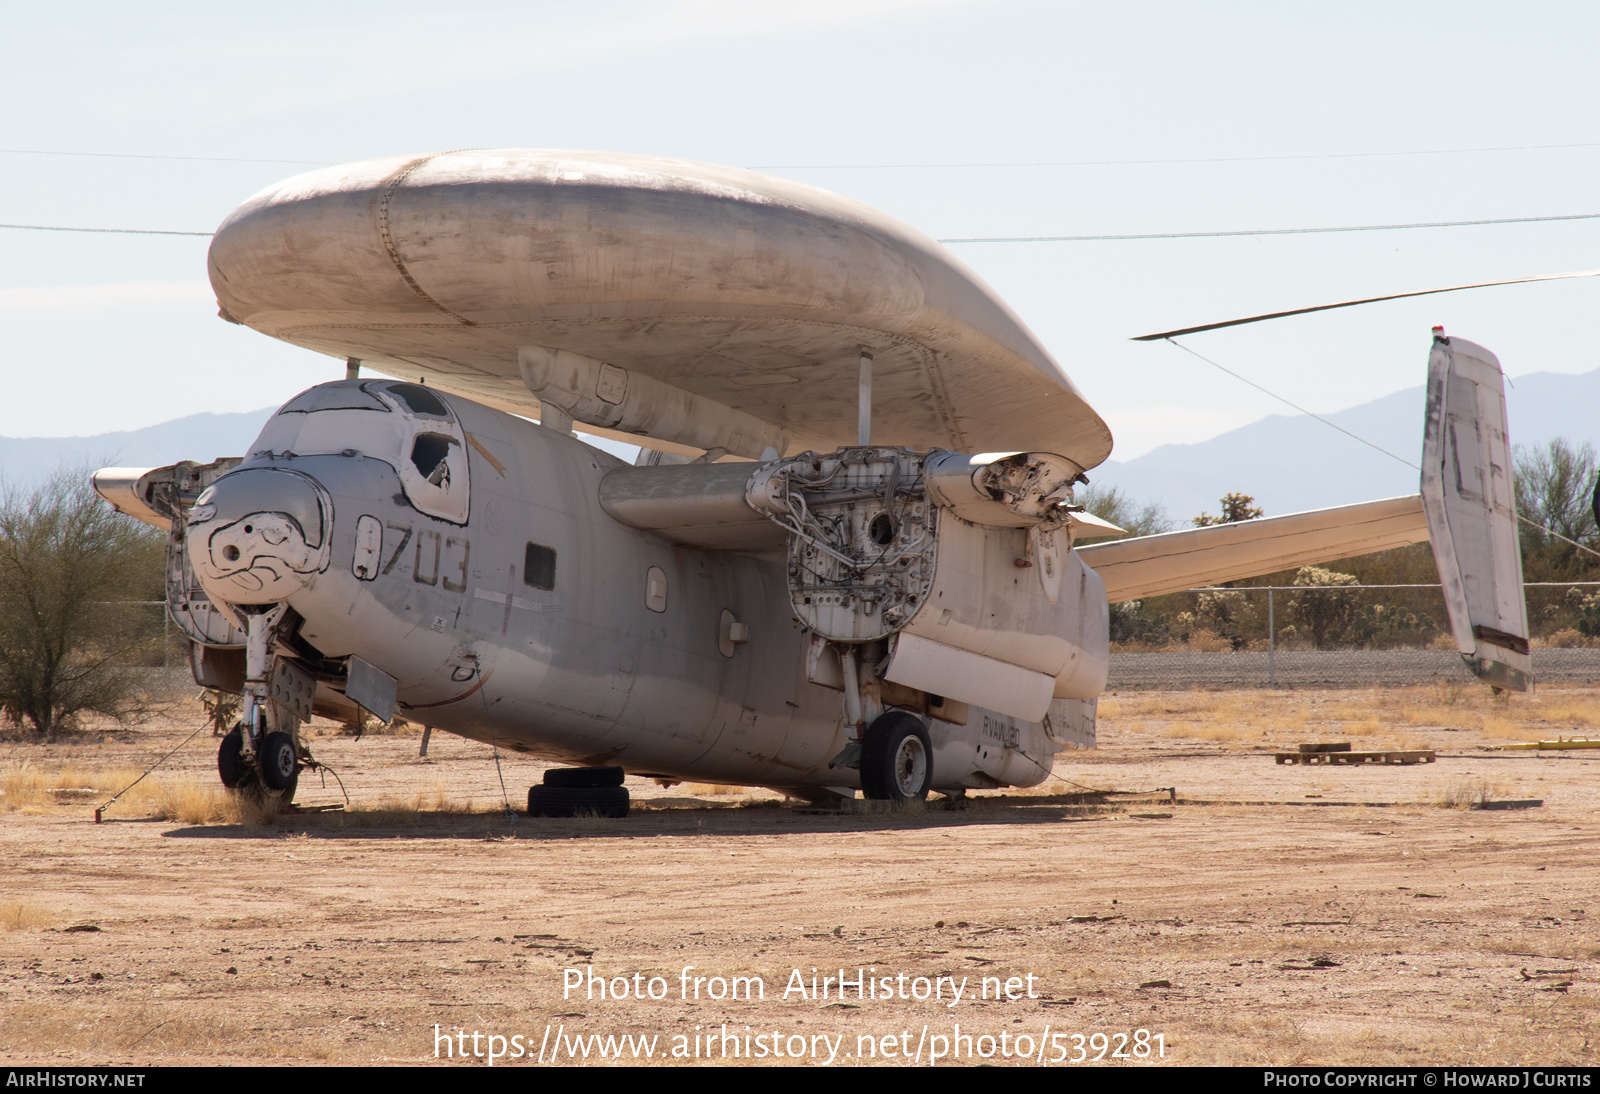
[1192,725,1248,743]
[1480,715,1528,739]
[683,783,746,797]
[1104,684,1600,755]
[151,779,240,824]
[1,761,296,826]
[323,713,424,738]
[0,901,58,931]
[1,1004,355,1062]
[1438,777,1505,808]
[1484,933,1600,962]
[1536,697,1600,728]
[349,781,463,814]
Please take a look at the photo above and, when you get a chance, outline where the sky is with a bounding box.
[4,0,1600,460]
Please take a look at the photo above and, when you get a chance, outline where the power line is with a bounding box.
[938,211,1600,244]
[0,223,211,237]
[0,147,328,166]
[6,140,1598,172]
[1158,337,1600,563]
[9,208,1600,245]
[752,139,1600,170]
[1163,337,1421,471]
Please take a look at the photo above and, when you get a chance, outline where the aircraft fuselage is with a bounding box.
[188,380,1063,794]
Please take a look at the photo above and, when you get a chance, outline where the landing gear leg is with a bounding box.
[219,605,301,807]
[237,605,286,767]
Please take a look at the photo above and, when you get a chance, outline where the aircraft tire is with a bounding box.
[527,785,630,818]
[259,731,300,791]
[542,765,626,789]
[218,725,253,789]
[860,711,933,803]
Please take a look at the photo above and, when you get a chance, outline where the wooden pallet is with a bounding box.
[1275,749,1436,765]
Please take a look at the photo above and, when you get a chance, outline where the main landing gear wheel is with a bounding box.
[860,711,933,803]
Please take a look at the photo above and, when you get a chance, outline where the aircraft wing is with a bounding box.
[208,150,1113,469]
[1076,494,1428,602]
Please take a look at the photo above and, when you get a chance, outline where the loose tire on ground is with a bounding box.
[859,711,933,802]
[527,785,630,818]
[542,766,625,789]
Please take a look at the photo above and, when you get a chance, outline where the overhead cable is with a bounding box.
[0,223,212,237]
[1158,338,1600,562]
[939,211,1600,244]
[0,147,329,166]
[1162,338,1421,471]
[12,209,1600,244]
[751,139,1600,170]
[7,139,1598,172]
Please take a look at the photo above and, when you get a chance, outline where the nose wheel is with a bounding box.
[217,722,301,805]
[259,731,299,790]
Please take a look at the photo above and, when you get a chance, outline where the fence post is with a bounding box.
[1267,587,1276,689]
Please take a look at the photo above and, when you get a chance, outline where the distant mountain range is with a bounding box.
[5,366,1597,519]
[0,409,274,489]
[1093,366,1600,523]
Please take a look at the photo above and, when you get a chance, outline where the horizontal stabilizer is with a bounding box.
[1077,495,1429,602]
[1421,335,1531,691]
[92,467,172,530]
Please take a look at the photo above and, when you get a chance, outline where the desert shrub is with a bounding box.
[1287,566,1359,649]
[0,470,164,736]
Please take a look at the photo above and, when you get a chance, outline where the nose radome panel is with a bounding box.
[189,468,333,605]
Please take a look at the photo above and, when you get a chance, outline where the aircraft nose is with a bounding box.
[188,468,332,605]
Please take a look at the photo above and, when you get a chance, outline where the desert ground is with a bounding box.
[3,682,1598,1067]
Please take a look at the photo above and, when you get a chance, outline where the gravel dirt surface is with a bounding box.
[3,686,1597,1067]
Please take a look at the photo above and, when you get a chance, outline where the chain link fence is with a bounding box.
[1106,583,1600,690]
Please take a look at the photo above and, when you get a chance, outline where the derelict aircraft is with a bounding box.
[94,150,1531,813]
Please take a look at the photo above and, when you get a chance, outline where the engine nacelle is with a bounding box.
[747,447,1109,720]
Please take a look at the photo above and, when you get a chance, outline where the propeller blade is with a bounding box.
[1132,270,1600,341]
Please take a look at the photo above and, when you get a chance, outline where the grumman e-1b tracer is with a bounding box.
[93,150,1531,814]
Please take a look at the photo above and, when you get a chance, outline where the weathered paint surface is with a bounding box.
[185,382,1067,793]
[207,150,1113,469]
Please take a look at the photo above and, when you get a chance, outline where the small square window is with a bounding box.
[524,543,556,590]
[645,566,667,612]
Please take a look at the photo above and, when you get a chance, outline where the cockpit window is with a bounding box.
[279,385,388,414]
[383,383,451,418]
[242,379,470,525]
[410,433,457,486]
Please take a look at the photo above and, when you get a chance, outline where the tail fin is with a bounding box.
[1420,332,1531,691]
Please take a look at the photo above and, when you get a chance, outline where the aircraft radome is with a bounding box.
[92,150,1532,816]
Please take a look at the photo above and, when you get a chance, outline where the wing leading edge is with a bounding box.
[1077,494,1429,602]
